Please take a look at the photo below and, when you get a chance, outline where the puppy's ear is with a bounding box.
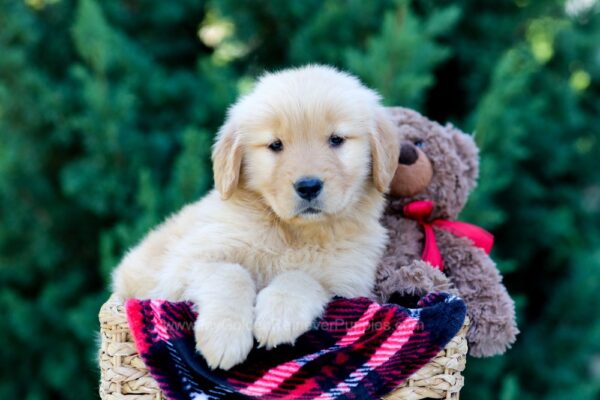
[370,108,400,193]
[212,120,242,200]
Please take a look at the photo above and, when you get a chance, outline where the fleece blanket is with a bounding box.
[126,292,466,400]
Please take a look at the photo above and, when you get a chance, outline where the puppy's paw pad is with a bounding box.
[194,315,253,370]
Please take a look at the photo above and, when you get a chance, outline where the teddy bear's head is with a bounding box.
[385,107,479,219]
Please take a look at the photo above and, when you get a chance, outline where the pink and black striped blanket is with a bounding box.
[126,292,466,400]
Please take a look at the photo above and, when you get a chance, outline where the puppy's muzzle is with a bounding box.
[294,177,323,201]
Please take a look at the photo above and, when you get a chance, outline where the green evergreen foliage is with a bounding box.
[346,2,460,109]
[1,0,599,398]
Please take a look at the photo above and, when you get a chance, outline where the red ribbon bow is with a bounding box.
[403,200,494,271]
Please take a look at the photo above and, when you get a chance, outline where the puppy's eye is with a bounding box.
[329,134,345,148]
[268,139,284,152]
[414,139,425,149]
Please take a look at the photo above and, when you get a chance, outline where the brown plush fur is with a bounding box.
[376,107,519,357]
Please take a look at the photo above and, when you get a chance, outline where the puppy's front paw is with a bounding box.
[194,312,253,370]
[253,287,321,349]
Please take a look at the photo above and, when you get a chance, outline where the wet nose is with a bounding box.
[398,142,419,165]
[294,177,323,201]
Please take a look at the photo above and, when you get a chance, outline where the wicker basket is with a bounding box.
[99,294,468,400]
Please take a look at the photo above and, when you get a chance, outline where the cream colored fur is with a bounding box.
[112,65,399,370]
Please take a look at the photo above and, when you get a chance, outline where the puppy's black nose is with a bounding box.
[399,142,419,165]
[294,177,323,201]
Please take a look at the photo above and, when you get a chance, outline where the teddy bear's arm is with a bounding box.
[439,232,519,357]
[374,258,454,304]
[375,216,441,303]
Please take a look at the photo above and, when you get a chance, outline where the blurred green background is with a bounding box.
[1,0,599,398]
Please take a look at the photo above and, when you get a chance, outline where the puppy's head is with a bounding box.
[212,65,398,223]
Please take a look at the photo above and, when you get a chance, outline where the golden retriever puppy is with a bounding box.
[112,65,399,370]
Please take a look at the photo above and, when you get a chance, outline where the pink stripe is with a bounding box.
[278,364,302,373]
[241,303,381,397]
[269,369,294,378]
[366,318,418,368]
[260,374,290,384]
[316,318,419,398]
[252,380,277,389]
[338,303,381,346]
[150,300,170,341]
[379,333,417,348]
[239,361,303,396]
[241,386,271,396]
[370,350,397,356]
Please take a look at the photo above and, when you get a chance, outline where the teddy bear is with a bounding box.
[375,107,518,357]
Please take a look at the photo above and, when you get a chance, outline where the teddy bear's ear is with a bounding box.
[449,125,479,192]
